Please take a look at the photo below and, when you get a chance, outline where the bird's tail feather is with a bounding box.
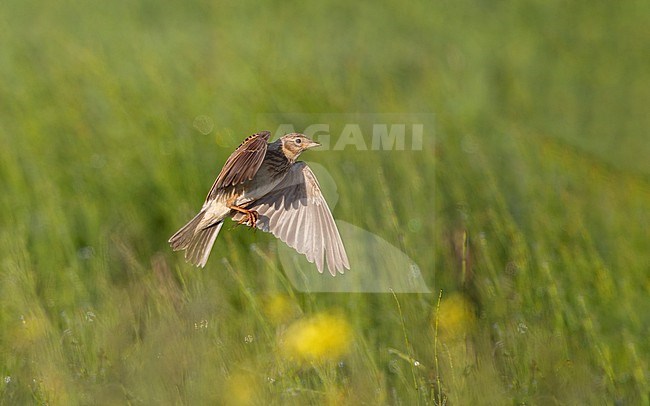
[169,211,224,267]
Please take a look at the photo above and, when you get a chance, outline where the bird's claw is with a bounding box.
[237,210,258,228]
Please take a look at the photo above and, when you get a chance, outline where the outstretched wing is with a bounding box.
[234,162,350,276]
[206,131,270,200]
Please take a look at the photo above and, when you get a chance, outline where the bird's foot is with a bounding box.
[229,204,259,228]
[235,209,259,228]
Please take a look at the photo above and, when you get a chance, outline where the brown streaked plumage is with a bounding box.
[169,131,350,276]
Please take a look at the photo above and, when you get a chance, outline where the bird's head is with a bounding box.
[280,133,321,161]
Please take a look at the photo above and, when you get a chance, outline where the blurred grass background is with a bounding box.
[1,0,649,404]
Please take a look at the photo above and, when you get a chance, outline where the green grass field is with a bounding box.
[1,0,649,404]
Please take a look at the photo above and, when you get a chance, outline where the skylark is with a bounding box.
[169,131,350,276]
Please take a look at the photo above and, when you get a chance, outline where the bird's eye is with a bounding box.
[295,138,302,144]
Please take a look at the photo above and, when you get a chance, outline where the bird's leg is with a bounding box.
[229,205,259,228]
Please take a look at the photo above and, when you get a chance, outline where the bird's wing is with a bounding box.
[234,162,350,276]
[206,131,270,200]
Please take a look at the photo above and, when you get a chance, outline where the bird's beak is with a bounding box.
[306,139,321,149]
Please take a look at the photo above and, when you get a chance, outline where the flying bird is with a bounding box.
[169,131,350,276]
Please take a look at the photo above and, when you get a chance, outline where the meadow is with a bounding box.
[1,0,649,404]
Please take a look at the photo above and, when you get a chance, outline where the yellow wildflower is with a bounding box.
[281,313,352,363]
[435,293,476,341]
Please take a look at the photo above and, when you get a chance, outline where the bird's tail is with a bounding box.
[169,211,224,267]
